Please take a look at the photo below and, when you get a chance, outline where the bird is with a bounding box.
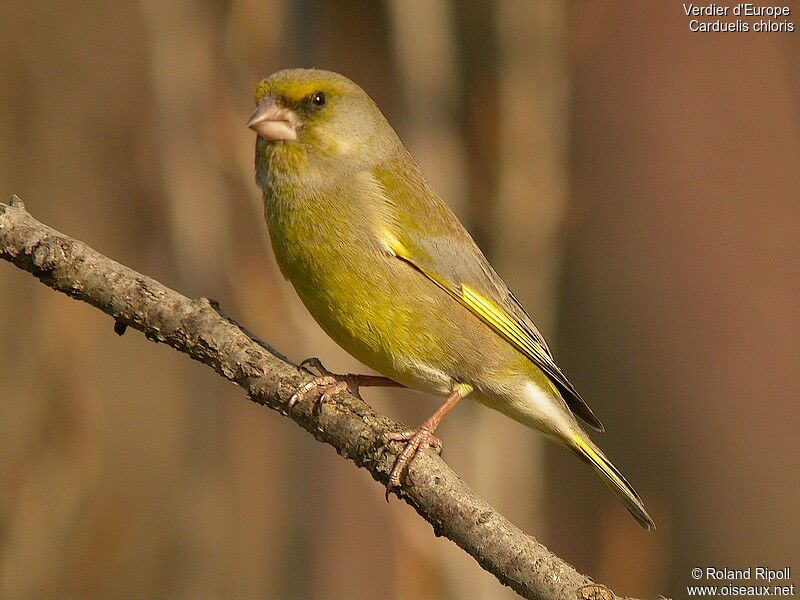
[247,68,654,530]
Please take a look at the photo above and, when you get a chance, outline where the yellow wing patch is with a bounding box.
[460,285,552,366]
[385,232,551,375]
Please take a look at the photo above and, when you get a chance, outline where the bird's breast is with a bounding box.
[262,182,452,390]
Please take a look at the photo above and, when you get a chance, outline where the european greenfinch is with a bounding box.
[247,68,654,530]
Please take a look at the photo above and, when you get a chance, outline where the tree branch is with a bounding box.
[0,196,642,600]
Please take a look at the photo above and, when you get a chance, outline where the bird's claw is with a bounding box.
[289,357,362,408]
[383,427,443,501]
[298,357,331,376]
[385,428,443,454]
[288,376,348,408]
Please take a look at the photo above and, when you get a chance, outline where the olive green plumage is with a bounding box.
[250,68,654,530]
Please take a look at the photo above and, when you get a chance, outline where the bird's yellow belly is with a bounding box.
[267,202,455,392]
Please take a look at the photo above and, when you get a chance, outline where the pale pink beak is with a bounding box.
[246,96,300,141]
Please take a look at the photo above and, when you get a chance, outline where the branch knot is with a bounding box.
[31,236,68,272]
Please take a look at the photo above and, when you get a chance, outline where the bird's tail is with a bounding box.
[570,433,655,530]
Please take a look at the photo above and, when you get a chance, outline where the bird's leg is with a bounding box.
[384,387,470,500]
[289,357,404,407]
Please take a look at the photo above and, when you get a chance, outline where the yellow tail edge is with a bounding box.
[572,434,655,531]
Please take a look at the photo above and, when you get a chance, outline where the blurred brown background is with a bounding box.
[2,2,798,599]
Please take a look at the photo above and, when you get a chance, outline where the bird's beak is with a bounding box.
[246,96,300,141]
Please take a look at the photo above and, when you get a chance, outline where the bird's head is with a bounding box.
[248,69,401,190]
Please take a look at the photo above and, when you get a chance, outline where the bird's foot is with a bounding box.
[290,357,404,407]
[383,426,443,500]
[289,357,364,408]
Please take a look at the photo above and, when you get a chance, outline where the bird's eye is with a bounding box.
[310,91,326,107]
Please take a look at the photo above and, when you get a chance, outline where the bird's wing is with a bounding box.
[374,166,603,431]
